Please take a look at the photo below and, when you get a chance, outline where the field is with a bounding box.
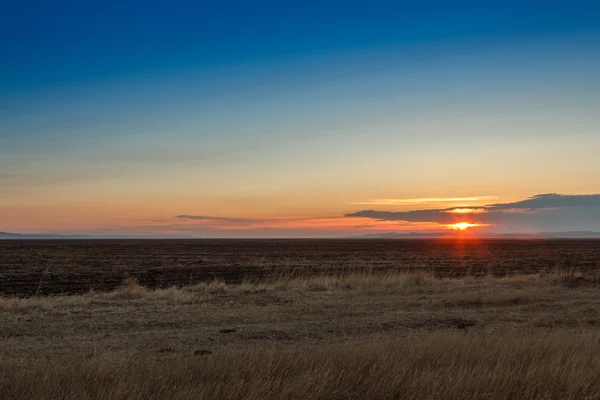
[2,239,600,399]
[2,239,600,296]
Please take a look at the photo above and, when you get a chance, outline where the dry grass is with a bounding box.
[2,331,600,399]
[2,271,600,399]
[0,271,521,310]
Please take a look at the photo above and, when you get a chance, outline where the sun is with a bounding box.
[448,222,478,231]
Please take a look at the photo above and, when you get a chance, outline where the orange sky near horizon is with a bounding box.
[0,193,505,235]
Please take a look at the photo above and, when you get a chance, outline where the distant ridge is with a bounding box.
[346,231,600,239]
[537,231,600,238]
[0,232,194,239]
[0,231,91,239]
[0,231,25,238]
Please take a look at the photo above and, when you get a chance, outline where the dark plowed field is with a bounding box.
[2,239,600,296]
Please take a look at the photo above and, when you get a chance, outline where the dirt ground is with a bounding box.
[2,238,599,296]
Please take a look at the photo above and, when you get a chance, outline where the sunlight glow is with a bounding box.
[445,208,486,214]
[447,222,480,230]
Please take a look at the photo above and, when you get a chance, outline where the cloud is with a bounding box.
[157,214,442,236]
[346,193,600,232]
[350,196,497,206]
[174,215,261,225]
[485,193,600,211]
[346,209,459,224]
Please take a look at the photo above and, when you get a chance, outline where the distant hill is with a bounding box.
[0,231,194,239]
[537,231,600,238]
[0,231,24,238]
[0,231,98,239]
[347,231,600,239]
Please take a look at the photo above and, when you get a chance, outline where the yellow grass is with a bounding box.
[0,271,553,310]
[2,331,600,399]
[2,271,600,399]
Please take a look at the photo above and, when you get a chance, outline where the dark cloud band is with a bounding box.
[345,194,600,231]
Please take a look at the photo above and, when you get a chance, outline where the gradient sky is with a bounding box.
[2,0,600,237]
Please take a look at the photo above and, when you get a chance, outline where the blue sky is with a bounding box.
[1,0,600,236]
[3,0,599,93]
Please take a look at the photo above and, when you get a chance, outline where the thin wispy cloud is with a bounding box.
[157,215,441,235]
[350,196,497,206]
[175,215,262,224]
[445,208,486,214]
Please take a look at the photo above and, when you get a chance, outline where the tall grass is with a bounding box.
[1,331,599,399]
[2,271,600,398]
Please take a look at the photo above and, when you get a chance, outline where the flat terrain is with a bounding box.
[3,272,600,359]
[2,240,600,399]
[2,239,600,296]
[2,272,600,399]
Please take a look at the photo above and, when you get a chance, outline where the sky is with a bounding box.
[1,0,600,237]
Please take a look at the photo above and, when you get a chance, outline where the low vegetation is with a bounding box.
[2,271,600,399]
